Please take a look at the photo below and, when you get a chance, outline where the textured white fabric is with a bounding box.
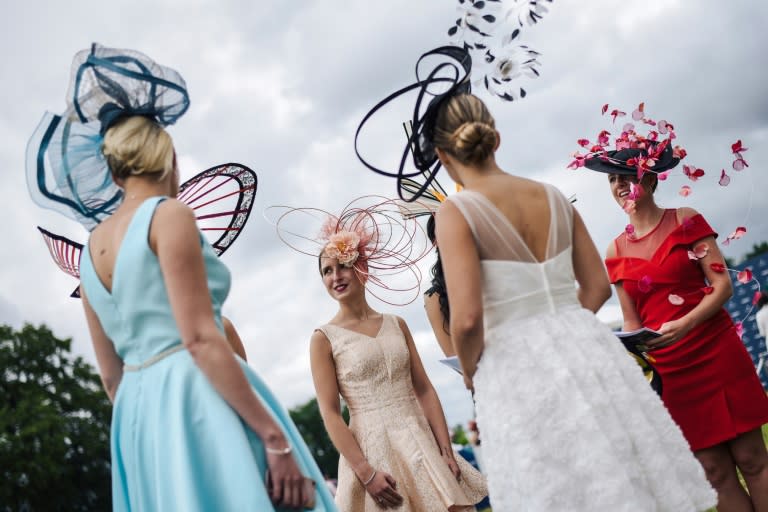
[449,186,716,511]
[756,306,768,340]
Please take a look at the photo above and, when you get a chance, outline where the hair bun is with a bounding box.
[450,121,497,164]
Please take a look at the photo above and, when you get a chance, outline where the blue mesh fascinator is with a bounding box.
[26,43,190,230]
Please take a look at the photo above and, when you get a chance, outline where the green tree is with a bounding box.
[743,241,768,262]
[0,324,112,511]
[451,423,469,446]
[289,397,348,479]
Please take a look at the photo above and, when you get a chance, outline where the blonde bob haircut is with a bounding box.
[102,115,175,181]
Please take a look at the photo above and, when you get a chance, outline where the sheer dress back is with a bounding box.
[447,185,579,326]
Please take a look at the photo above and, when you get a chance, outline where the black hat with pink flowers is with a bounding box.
[569,103,686,178]
[583,142,681,176]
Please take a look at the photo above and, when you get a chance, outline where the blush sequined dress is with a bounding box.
[316,314,487,511]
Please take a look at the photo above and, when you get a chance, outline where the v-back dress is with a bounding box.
[79,197,336,512]
[448,187,716,511]
[606,209,768,450]
[316,314,487,511]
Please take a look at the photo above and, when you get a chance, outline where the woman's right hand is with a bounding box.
[648,317,693,350]
[265,442,308,509]
[365,470,404,508]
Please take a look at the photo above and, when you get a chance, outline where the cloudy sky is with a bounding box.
[2,0,767,429]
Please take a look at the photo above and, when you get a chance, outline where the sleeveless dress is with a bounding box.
[79,197,336,512]
[316,314,487,511]
[606,209,768,450]
[448,187,716,511]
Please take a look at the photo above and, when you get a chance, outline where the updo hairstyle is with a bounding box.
[433,94,498,165]
[102,115,175,182]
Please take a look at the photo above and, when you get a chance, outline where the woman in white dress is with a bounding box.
[431,93,717,511]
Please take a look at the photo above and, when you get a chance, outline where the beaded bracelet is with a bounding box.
[265,445,292,455]
[362,470,377,486]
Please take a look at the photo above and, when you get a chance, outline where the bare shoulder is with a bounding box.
[424,290,439,307]
[676,206,700,223]
[154,198,195,222]
[393,316,418,351]
[436,197,462,221]
[309,329,334,362]
[89,213,113,234]
[149,199,197,248]
[435,196,471,237]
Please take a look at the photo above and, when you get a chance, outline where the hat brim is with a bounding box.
[584,156,637,175]
[584,157,680,175]
[583,145,680,175]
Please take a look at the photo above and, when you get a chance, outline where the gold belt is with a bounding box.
[123,344,185,372]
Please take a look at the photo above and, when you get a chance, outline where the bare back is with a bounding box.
[452,175,572,263]
[87,206,145,293]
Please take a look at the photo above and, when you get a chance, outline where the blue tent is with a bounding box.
[724,251,768,389]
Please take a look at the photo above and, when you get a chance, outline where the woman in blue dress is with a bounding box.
[26,43,335,512]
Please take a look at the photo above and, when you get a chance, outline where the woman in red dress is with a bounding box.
[588,142,768,511]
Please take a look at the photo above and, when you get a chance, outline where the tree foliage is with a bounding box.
[451,423,469,446]
[289,397,348,479]
[0,324,112,511]
[744,241,768,262]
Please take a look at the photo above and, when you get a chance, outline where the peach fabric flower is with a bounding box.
[324,231,361,267]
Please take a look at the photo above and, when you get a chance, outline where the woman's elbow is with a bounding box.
[451,310,483,339]
[579,281,611,312]
[181,325,221,358]
[182,332,206,358]
[597,282,612,305]
[102,375,121,402]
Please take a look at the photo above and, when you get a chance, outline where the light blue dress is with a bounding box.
[80,196,336,512]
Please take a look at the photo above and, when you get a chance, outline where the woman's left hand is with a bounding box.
[442,450,461,481]
[648,317,693,350]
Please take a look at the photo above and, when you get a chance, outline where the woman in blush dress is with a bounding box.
[276,198,488,511]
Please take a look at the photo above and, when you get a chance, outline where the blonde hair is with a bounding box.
[433,94,497,165]
[102,116,174,181]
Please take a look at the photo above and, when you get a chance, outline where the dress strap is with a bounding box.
[314,325,334,344]
[445,192,483,248]
[447,187,572,262]
[135,196,169,242]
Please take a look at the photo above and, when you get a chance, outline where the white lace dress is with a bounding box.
[449,187,716,512]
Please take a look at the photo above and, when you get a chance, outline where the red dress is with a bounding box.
[606,209,768,450]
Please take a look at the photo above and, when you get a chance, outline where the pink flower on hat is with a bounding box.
[325,231,361,267]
